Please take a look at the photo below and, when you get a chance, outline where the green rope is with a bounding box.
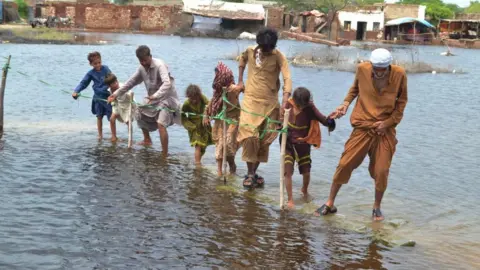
[15,70,288,138]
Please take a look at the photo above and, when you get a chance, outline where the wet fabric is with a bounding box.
[110,84,136,123]
[181,94,213,148]
[334,62,408,192]
[206,62,239,119]
[333,128,397,192]
[212,120,239,160]
[240,108,279,163]
[91,99,112,120]
[113,58,180,131]
[345,62,408,129]
[284,142,311,175]
[237,46,292,143]
[284,98,331,147]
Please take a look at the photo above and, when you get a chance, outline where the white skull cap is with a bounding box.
[370,48,393,68]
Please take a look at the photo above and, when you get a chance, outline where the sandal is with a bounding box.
[314,204,338,216]
[372,208,384,221]
[254,174,265,187]
[243,175,256,189]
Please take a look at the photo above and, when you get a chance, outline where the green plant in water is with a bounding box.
[11,28,74,41]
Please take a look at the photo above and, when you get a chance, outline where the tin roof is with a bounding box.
[385,17,435,28]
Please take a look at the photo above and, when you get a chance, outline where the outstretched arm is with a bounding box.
[74,72,92,94]
[110,69,143,100]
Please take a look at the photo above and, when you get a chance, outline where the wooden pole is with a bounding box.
[127,92,134,148]
[279,108,290,209]
[0,55,11,140]
[222,87,227,184]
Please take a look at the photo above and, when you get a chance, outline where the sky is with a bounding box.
[385,0,471,7]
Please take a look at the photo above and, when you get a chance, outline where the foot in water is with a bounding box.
[287,200,295,209]
[97,135,103,141]
[314,204,338,216]
[137,140,152,146]
[243,175,255,189]
[111,136,120,143]
[372,208,384,221]
[229,163,237,175]
[301,187,313,202]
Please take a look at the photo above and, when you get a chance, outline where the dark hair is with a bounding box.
[104,73,117,85]
[256,28,278,51]
[292,87,311,108]
[186,84,202,98]
[87,51,101,63]
[136,45,151,59]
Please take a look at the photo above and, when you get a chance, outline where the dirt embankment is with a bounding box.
[0,25,109,45]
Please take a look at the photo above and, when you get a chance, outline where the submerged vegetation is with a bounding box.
[10,27,74,41]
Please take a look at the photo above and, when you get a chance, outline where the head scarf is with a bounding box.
[370,48,393,68]
[206,62,235,117]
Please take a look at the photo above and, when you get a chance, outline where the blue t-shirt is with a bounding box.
[74,65,111,99]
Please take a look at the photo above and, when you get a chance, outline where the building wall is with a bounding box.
[41,2,183,32]
[338,10,384,31]
[384,4,424,21]
[265,6,283,29]
[456,13,480,20]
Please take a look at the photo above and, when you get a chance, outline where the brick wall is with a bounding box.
[266,7,283,29]
[384,4,419,21]
[456,13,480,20]
[42,2,183,32]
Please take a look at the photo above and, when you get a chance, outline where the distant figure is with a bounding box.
[104,73,136,142]
[108,45,180,156]
[316,49,408,221]
[230,28,292,189]
[72,51,113,140]
[204,62,240,176]
[281,87,336,209]
[181,84,213,165]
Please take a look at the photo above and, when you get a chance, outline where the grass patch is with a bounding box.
[11,28,74,41]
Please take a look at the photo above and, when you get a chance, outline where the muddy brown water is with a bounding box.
[0,35,479,269]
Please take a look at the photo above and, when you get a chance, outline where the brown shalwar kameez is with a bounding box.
[333,62,408,192]
[237,46,292,163]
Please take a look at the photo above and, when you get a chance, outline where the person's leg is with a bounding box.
[301,173,311,197]
[194,145,202,165]
[227,156,236,175]
[216,159,223,176]
[316,129,372,216]
[368,129,397,221]
[296,144,312,197]
[97,116,103,140]
[139,128,152,146]
[158,124,169,156]
[241,137,260,187]
[110,114,118,142]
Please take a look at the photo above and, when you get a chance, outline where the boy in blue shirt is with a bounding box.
[72,51,113,140]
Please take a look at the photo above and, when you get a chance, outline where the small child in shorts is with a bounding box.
[72,51,112,140]
[104,73,136,142]
[181,84,213,165]
[281,87,336,209]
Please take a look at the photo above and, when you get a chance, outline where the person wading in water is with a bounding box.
[315,48,408,221]
[230,28,292,189]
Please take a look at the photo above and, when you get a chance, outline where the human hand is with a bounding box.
[372,121,387,135]
[203,116,211,127]
[107,95,116,103]
[72,92,79,100]
[229,81,244,94]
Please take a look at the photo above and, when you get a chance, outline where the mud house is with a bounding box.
[182,0,265,35]
[338,6,384,41]
[439,19,480,40]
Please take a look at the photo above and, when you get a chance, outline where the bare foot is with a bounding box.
[301,187,313,202]
[111,136,119,143]
[372,208,384,221]
[137,140,152,146]
[229,164,237,175]
[195,162,202,167]
[217,171,223,177]
[97,135,103,141]
[287,200,295,209]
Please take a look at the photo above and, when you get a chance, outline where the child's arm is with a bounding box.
[312,103,335,132]
[72,72,92,99]
[181,103,196,131]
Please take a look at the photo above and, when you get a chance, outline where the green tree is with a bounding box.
[465,1,480,13]
[399,0,455,25]
[15,0,28,19]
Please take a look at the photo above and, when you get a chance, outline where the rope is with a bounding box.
[14,69,288,139]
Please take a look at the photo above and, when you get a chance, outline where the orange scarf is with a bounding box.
[288,98,321,149]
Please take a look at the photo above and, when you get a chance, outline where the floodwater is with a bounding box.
[1,34,479,269]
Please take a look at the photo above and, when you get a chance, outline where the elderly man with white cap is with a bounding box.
[315,48,408,221]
